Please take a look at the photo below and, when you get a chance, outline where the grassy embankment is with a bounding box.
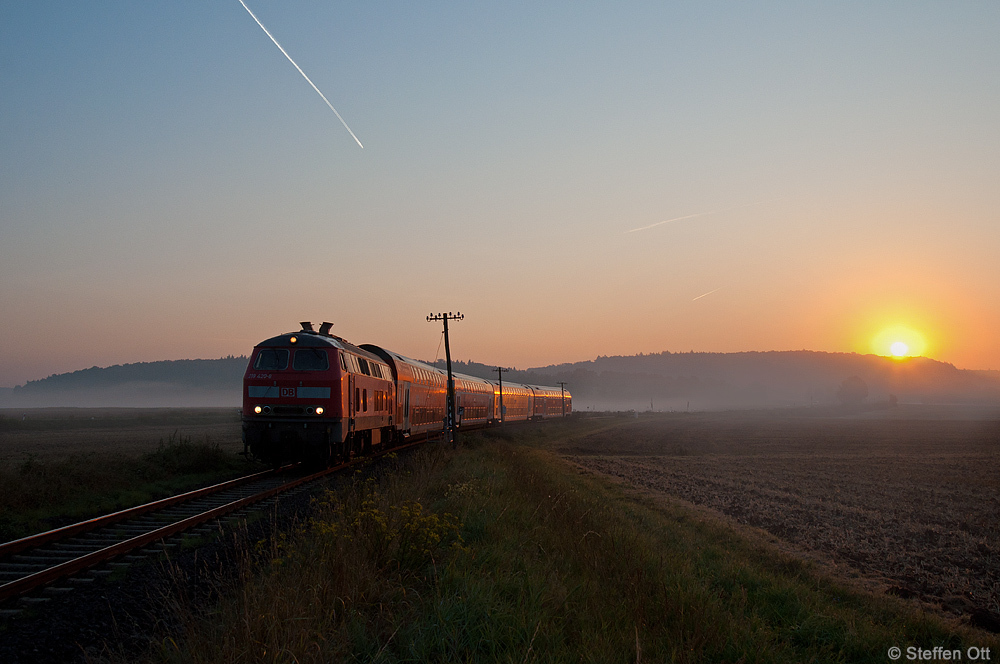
[0,410,258,541]
[143,418,998,663]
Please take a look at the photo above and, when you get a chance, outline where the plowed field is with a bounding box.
[562,410,1000,625]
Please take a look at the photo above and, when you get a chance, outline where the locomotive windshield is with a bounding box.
[254,349,289,370]
[292,349,329,371]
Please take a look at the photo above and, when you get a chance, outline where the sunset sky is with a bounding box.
[2,2,999,387]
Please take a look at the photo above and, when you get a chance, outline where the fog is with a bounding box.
[3,350,999,413]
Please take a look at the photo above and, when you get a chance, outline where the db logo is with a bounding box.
[280,387,296,398]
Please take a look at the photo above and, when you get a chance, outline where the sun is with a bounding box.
[871,325,926,358]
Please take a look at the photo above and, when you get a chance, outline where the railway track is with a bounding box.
[0,439,422,612]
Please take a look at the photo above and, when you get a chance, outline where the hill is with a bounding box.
[0,357,248,408]
[3,351,999,411]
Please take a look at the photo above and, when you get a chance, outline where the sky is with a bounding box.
[2,1,999,387]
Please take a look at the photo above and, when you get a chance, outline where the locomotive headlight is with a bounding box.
[315,406,324,415]
[254,405,262,414]
[289,336,298,344]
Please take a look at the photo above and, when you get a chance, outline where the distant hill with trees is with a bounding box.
[2,351,998,411]
[0,357,249,408]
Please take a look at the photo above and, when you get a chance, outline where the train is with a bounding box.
[241,322,572,465]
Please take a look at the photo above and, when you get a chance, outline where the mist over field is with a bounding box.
[437,352,1000,412]
[2,351,999,413]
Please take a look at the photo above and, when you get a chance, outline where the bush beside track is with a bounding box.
[136,418,998,664]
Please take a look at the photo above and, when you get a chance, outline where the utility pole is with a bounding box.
[557,381,568,417]
[427,311,463,446]
[495,366,510,426]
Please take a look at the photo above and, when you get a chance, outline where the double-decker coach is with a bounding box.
[361,345,497,437]
[527,384,571,419]
[453,374,495,428]
[360,345,447,438]
[494,382,533,423]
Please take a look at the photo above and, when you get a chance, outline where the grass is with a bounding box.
[0,432,261,542]
[138,419,999,663]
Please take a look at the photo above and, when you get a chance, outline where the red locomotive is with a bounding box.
[242,322,572,465]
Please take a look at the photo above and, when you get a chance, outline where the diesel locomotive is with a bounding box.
[242,322,571,465]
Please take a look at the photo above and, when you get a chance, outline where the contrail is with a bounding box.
[628,210,718,233]
[237,0,363,149]
[692,287,723,301]
[627,197,787,233]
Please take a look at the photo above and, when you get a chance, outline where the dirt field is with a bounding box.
[562,408,1000,624]
[0,407,243,465]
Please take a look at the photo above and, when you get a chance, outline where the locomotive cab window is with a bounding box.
[254,349,289,370]
[292,349,329,371]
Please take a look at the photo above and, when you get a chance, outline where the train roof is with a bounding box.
[524,383,571,395]
[360,345,439,372]
[256,331,381,361]
[362,345,498,387]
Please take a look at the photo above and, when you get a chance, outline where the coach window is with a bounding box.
[293,349,329,371]
[254,349,289,370]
